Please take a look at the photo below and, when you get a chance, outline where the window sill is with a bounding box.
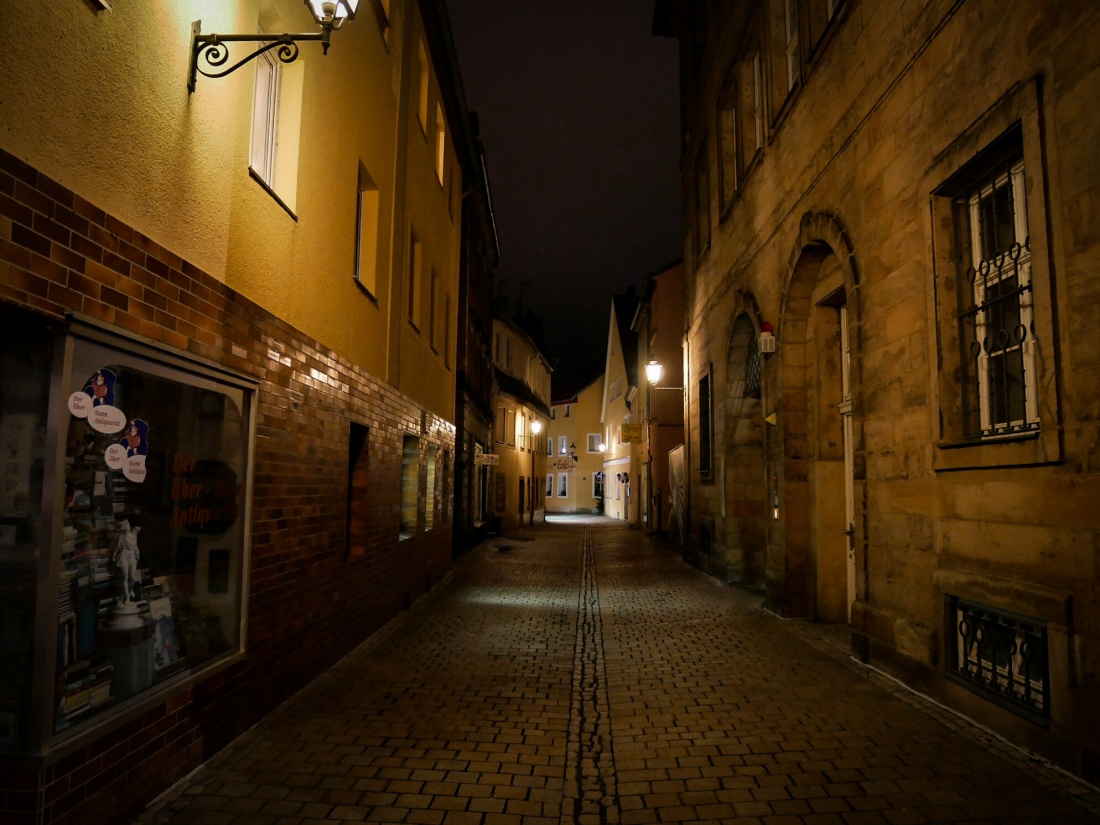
[353,279,379,306]
[933,430,1061,472]
[248,167,298,221]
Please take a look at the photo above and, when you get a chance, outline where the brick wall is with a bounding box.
[0,147,455,825]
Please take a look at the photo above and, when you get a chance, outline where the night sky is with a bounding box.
[445,1,683,391]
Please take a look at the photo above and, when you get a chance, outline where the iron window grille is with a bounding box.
[744,333,762,399]
[945,595,1049,724]
[955,155,1039,439]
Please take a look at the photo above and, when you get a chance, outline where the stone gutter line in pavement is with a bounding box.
[562,526,620,825]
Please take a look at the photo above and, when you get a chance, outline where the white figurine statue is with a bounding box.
[113,519,141,604]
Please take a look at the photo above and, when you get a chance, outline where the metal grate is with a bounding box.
[946,596,1049,723]
[744,334,762,399]
[956,155,1038,440]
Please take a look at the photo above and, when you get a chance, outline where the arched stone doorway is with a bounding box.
[776,214,861,622]
[722,303,767,588]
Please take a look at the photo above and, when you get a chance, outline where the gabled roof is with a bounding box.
[612,291,640,391]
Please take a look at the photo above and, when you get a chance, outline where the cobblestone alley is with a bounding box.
[132,517,1100,825]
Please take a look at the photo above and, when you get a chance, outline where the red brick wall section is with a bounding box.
[0,148,455,825]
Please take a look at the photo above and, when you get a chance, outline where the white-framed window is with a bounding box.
[558,436,567,455]
[593,472,604,499]
[518,412,526,451]
[250,45,279,187]
[429,269,439,352]
[546,474,554,497]
[546,436,552,455]
[587,434,602,453]
[784,0,801,92]
[417,40,429,131]
[355,162,380,295]
[564,404,570,417]
[959,157,1038,438]
[557,473,569,497]
[495,405,506,444]
[506,410,516,447]
[435,103,446,184]
[248,28,302,214]
[408,230,422,329]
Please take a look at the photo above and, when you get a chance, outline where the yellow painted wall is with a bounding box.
[0,0,460,422]
[546,375,605,514]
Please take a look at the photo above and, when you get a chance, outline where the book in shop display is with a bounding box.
[55,365,233,732]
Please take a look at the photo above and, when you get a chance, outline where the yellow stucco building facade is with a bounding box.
[0,2,473,823]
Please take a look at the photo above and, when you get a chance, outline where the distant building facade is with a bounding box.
[452,113,499,556]
[490,315,551,532]
[656,0,1100,781]
[600,290,641,523]
[632,261,685,539]
[546,375,607,514]
[0,2,476,823]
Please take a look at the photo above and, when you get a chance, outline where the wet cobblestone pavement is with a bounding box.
[132,517,1100,824]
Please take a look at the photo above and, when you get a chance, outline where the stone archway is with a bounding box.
[775,213,862,621]
[722,296,768,588]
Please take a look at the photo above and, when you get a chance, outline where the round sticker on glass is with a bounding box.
[124,454,147,483]
[68,391,92,419]
[105,443,127,470]
[88,406,126,434]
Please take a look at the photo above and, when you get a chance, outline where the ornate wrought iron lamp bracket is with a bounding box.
[188,21,330,93]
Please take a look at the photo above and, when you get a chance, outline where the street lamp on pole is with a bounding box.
[530,419,542,526]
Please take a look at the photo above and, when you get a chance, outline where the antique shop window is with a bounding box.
[928,112,1058,468]
[54,334,252,740]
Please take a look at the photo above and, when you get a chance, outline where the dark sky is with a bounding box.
[445,1,683,390]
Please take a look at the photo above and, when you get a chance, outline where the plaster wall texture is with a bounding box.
[0,0,459,422]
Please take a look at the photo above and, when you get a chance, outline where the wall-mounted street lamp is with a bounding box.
[189,0,358,93]
[529,420,542,526]
[645,358,684,390]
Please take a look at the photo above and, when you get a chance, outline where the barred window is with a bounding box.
[955,155,1038,439]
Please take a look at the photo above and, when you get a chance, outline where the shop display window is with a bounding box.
[52,333,253,740]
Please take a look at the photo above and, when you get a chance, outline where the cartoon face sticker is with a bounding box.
[120,419,149,457]
[84,368,117,407]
